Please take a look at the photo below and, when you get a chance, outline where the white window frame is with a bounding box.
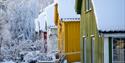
[83,36,87,63]
[91,35,95,63]
[112,37,125,63]
[85,0,92,12]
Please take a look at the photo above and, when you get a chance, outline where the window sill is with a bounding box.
[85,8,92,13]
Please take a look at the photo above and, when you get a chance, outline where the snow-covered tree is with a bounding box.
[0,0,54,62]
[0,0,9,61]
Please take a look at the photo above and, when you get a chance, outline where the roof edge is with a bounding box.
[61,18,80,21]
[75,0,82,14]
[99,30,125,34]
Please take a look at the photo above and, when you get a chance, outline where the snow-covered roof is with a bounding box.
[35,2,57,32]
[42,0,80,26]
[49,26,57,29]
[44,3,55,26]
[58,0,80,19]
[92,0,125,31]
[34,12,46,32]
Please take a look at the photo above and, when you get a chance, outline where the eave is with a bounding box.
[75,0,82,14]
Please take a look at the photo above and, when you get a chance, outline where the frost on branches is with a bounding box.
[0,0,54,62]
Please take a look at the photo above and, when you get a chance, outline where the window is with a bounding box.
[85,0,92,12]
[83,36,86,63]
[91,35,95,63]
[112,38,125,63]
[59,23,62,32]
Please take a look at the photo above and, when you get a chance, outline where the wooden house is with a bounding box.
[54,0,81,62]
[75,0,125,63]
[75,0,104,63]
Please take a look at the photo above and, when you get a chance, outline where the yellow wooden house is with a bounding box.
[54,0,81,62]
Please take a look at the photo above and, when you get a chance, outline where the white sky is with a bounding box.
[35,0,125,31]
[93,0,125,31]
[58,0,80,18]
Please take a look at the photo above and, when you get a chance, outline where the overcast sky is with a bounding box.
[45,0,80,26]
[93,0,125,31]
[38,0,125,31]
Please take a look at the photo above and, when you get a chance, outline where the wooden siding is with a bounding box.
[78,0,104,63]
[62,21,80,62]
[54,3,81,62]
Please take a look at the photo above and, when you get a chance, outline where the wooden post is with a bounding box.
[44,32,47,53]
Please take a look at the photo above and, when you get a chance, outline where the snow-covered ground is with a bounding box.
[1,61,15,63]
[1,51,57,63]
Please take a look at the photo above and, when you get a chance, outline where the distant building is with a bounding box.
[47,26,57,52]
[34,10,48,53]
[99,30,125,63]
[34,11,47,40]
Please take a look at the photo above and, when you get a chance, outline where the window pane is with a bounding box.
[86,0,91,11]
[112,38,125,63]
[91,37,94,63]
[83,37,86,63]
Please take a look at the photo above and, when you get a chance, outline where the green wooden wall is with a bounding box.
[76,0,104,63]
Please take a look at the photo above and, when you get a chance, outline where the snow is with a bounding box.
[34,12,46,32]
[44,3,55,26]
[1,61,15,63]
[92,0,125,31]
[1,51,57,63]
[0,0,55,62]
[23,51,56,63]
[34,19,39,32]
[35,3,56,31]
[0,0,59,63]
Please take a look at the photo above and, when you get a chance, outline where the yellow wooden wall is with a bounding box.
[62,21,80,62]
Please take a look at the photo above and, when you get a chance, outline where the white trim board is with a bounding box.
[103,33,125,38]
[104,37,109,63]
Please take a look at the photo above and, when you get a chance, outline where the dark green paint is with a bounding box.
[75,0,82,14]
[109,37,112,63]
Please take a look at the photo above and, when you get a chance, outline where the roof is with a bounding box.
[44,3,55,26]
[75,0,82,14]
[49,26,57,29]
[58,0,80,19]
[34,12,46,32]
[99,30,125,34]
[92,0,125,32]
[61,18,80,21]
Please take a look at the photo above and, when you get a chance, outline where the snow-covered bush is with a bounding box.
[1,60,15,63]
[23,51,56,63]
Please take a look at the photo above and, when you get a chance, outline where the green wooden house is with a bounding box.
[75,0,125,63]
[75,0,104,63]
